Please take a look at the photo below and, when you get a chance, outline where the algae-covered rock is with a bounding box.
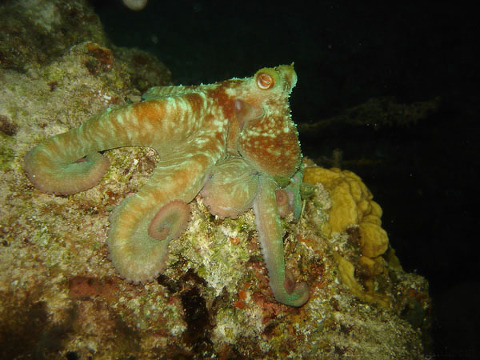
[0,0,108,69]
[0,1,430,358]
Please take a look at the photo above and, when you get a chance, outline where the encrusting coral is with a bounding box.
[24,64,309,307]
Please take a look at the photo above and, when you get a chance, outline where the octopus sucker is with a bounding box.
[148,200,191,241]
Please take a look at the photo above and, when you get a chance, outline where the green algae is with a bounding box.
[0,140,15,171]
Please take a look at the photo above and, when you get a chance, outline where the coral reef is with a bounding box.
[0,0,431,358]
[0,0,107,69]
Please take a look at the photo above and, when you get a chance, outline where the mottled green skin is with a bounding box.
[25,65,309,306]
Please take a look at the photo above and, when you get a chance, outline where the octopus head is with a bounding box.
[236,64,302,185]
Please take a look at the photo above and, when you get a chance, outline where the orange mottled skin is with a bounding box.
[25,65,309,307]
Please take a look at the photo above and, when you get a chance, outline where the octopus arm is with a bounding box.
[108,148,217,283]
[142,85,209,101]
[24,96,205,195]
[253,175,310,307]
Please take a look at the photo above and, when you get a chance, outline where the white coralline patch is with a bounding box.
[167,201,254,297]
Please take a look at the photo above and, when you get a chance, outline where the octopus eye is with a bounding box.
[256,72,275,89]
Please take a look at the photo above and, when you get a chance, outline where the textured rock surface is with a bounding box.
[0,1,431,358]
[0,0,107,69]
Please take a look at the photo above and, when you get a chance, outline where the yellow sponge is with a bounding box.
[304,167,389,258]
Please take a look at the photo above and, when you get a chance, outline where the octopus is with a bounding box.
[25,64,310,307]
